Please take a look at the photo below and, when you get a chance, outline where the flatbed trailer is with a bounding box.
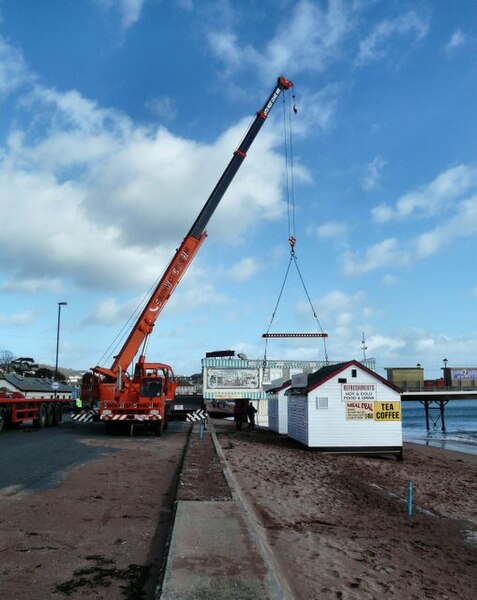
[0,392,64,432]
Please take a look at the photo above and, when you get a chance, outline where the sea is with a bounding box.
[403,399,477,456]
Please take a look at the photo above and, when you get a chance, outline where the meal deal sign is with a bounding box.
[346,402,374,420]
[341,383,376,402]
[373,401,402,421]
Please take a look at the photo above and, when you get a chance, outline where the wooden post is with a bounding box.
[440,400,446,432]
[424,400,430,430]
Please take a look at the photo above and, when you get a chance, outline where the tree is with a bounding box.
[11,357,38,376]
[0,350,16,373]
[35,367,55,380]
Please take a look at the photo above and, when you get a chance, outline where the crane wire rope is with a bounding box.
[263,90,328,366]
[96,268,168,369]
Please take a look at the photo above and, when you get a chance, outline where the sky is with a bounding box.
[0,0,476,379]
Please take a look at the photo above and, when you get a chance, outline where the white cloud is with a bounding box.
[0,310,35,326]
[0,278,64,294]
[321,290,364,311]
[382,274,399,286]
[228,257,262,282]
[343,164,477,276]
[0,74,294,292]
[372,164,477,223]
[366,333,406,352]
[362,155,386,191]
[93,0,145,30]
[145,95,178,122]
[342,238,407,276]
[85,296,140,326]
[444,29,469,54]
[0,35,31,98]
[357,10,429,65]
[315,220,348,239]
[208,0,356,79]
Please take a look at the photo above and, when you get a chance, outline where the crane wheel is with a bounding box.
[0,410,4,433]
[152,421,163,437]
[105,421,113,435]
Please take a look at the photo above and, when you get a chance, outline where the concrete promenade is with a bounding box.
[159,421,292,599]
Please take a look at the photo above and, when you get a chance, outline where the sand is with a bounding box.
[214,419,477,600]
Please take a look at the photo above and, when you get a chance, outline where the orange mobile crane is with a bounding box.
[81,76,294,435]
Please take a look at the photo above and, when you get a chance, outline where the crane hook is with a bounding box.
[289,236,296,255]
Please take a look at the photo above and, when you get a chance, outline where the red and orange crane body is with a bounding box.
[81,76,294,433]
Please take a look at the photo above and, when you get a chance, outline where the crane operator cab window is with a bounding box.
[141,378,163,398]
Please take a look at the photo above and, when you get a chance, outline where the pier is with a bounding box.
[400,385,477,432]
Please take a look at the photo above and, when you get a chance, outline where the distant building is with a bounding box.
[386,367,424,389]
[444,366,477,388]
[0,373,73,400]
[175,373,203,395]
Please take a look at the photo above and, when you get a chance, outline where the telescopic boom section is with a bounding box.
[108,76,293,376]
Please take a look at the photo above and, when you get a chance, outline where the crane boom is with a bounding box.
[101,75,293,378]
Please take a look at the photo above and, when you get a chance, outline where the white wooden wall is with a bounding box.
[288,365,402,449]
[267,388,289,434]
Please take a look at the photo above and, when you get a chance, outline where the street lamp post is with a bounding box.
[55,302,68,387]
[443,357,448,387]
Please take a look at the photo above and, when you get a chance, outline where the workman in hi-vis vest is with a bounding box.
[75,397,83,412]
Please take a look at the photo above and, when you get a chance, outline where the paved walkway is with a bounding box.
[159,421,291,599]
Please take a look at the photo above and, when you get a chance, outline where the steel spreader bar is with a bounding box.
[262,332,328,338]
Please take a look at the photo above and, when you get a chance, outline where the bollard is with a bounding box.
[407,480,413,517]
[199,420,204,440]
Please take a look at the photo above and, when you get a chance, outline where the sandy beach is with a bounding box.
[214,419,477,600]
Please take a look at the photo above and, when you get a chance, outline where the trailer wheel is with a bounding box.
[45,403,55,427]
[51,404,62,426]
[0,410,4,433]
[55,404,63,424]
[34,404,47,429]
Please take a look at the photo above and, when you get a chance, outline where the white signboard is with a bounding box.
[341,383,376,402]
[346,402,374,420]
[206,368,259,390]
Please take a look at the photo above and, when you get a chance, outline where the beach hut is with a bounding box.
[266,378,291,434]
[286,360,403,457]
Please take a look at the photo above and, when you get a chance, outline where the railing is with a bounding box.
[397,382,477,392]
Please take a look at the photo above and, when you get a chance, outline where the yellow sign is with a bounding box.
[373,401,401,421]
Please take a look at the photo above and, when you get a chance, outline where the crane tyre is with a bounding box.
[34,404,47,429]
[0,410,4,433]
[152,420,163,437]
[105,421,114,435]
[56,404,63,424]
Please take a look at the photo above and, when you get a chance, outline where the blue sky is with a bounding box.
[0,0,476,379]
